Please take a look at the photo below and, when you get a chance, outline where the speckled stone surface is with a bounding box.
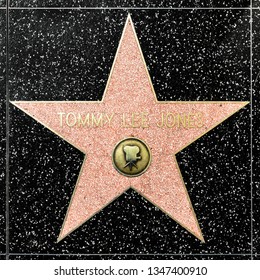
[253,10,260,256]
[0,10,5,254]
[12,17,248,244]
[9,10,125,101]
[253,1,260,7]
[9,10,251,258]
[10,1,250,8]
[9,254,252,260]
[0,1,5,7]
[9,10,250,102]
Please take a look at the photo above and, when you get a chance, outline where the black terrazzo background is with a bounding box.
[10,1,250,8]
[8,254,251,260]
[8,10,251,259]
[9,10,125,101]
[9,10,250,101]
[253,10,260,256]
[0,10,5,254]
[253,1,260,7]
[132,11,250,101]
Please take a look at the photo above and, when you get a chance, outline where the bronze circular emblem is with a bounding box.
[112,137,151,177]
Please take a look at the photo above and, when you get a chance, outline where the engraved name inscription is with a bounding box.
[58,112,204,129]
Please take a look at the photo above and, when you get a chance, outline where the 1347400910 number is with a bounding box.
[147,266,208,276]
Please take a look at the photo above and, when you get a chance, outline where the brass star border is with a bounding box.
[11,15,249,243]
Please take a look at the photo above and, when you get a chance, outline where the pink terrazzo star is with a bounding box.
[12,15,248,242]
